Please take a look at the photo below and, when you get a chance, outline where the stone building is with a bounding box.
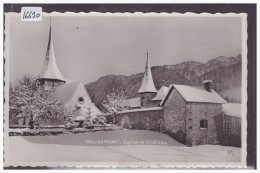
[113,54,241,147]
[222,103,241,147]
[118,53,166,130]
[160,80,227,146]
[126,53,169,109]
[150,85,169,107]
[115,107,163,130]
[138,53,158,108]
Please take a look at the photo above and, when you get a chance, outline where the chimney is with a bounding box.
[203,80,213,92]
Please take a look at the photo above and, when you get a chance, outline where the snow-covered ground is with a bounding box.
[5,130,241,167]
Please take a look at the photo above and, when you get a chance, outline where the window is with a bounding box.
[78,97,84,104]
[200,120,208,129]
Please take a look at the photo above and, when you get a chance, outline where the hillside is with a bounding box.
[86,55,242,109]
[86,67,190,110]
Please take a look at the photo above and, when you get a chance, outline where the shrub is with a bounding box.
[64,116,78,129]
[82,118,94,129]
[93,114,107,127]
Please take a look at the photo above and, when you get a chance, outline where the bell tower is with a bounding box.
[138,53,157,108]
[37,18,66,89]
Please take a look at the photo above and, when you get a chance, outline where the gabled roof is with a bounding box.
[38,26,66,82]
[54,80,83,104]
[151,86,169,101]
[161,84,227,106]
[55,80,103,117]
[223,103,241,117]
[138,53,157,93]
[126,97,141,108]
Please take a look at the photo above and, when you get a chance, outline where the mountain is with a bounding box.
[164,55,242,91]
[164,61,205,80]
[86,55,241,109]
[86,67,190,110]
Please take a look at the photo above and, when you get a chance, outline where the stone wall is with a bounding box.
[185,102,223,146]
[163,89,186,144]
[139,93,157,108]
[222,115,241,147]
[149,100,161,107]
[114,108,163,131]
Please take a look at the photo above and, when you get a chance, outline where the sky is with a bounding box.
[8,15,242,84]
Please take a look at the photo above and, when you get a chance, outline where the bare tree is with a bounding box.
[102,88,129,113]
[102,89,129,125]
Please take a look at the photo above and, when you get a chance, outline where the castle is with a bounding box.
[118,51,241,147]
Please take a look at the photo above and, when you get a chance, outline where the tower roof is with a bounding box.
[151,86,169,101]
[38,23,66,82]
[138,53,157,93]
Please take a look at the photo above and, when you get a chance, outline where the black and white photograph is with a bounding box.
[3,9,249,168]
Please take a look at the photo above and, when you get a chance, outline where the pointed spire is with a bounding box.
[37,18,66,82]
[138,53,157,93]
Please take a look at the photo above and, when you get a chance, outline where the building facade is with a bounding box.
[160,82,227,146]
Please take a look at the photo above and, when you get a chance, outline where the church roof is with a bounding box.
[161,84,227,106]
[54,80,84,104]
[55,80,102,117]
[38,25,66,82]
[138,53,157,93]
[151,86,169,101]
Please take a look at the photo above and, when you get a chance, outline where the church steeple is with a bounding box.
[138,53,157,93]
[37,18,66,88]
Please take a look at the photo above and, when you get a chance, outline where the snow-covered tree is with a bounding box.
[102,88,129,113]
[9,75,68,126]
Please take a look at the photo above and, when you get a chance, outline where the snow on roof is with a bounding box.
[223,103,241,117]
[126,97,141,108]
[119,107,163,114]
[151,86,169,101]
[55,80,82,104]
[138,55,157,93]
[161,84,227,106]
[38,26,66,81]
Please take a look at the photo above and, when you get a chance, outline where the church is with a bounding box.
[36,24,102,121]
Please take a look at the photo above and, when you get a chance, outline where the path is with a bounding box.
[5,130,241,167]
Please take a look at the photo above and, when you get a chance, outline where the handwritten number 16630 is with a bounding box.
[22,11,41,19]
